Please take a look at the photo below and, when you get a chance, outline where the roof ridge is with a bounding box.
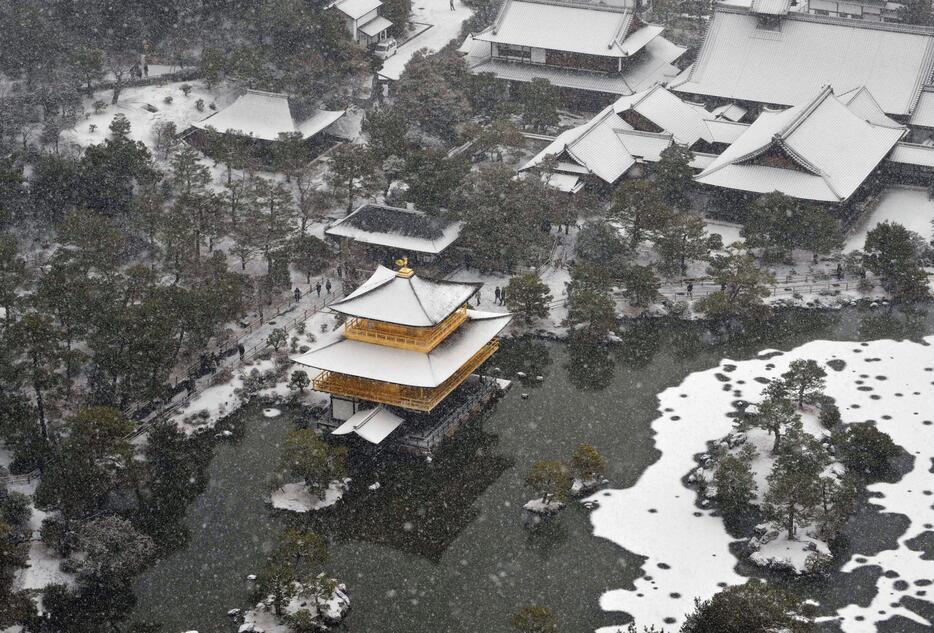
[609,12,633,53]
[615,128,674,140]
[406,275,435,326]
[774,85,833,141]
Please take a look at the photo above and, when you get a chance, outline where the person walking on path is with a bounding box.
[315,282,322,297]
[294,287,301,302]
[476,288,482,306]
[238,343,245,361]
[686,282,693,298]
[500,287,506,306]
[494,286,501,305]
[337,265,342,278]
[450,0,455,10]
[325,279,332,294]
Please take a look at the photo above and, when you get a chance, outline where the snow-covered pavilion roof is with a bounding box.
[193,90,345,141]
[329,266,480,327]
[325,204,463,255]
[473,0,656,58]
[293,311,512,388]
[695,85,906,202]
[672,6,934,116]
[909,87,934,128]
[332,406,404,444]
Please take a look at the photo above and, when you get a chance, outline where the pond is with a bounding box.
[132,306,934,633]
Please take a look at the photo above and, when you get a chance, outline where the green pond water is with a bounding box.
[132,306,934,633]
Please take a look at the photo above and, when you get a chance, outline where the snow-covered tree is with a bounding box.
[72,516,155,585]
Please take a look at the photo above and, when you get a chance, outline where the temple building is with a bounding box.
[325,203,464,270]
[521,85,746,192]
[293,263,511,452]
[671,4,934,123]
[694,85,906,204]
[459,0,685,104]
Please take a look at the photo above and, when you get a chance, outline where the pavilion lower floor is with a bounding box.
[316,375,507,454]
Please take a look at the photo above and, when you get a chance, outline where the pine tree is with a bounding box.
[504,273,552,325]
[610,180,673,248]
[714,452,757,519]
[781,359,826,407]
[517,78,560,132]
[745,395,801,454]
[620,264,660,308]
[763,429,829,539]
[653,143,695,209]
[863,222,931,302]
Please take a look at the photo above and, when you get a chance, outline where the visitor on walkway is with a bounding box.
[238,343,245,360]
[337,265,342,278]
[500,287,506,306]
[494,286,501,305]
[315,282,322,297]
[294,287,301,302]
[450,0,455,10]
[143,63,149,77]
[325,279,332,294]
[686,282,693,298]
[476,288,481,306]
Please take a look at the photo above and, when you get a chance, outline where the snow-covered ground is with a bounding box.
[378,0,474,80]
[844,186,934,252]
[8,480,75,597]
[588,336,934,632]
[60,80,238,154]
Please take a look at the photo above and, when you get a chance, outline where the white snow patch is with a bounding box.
[270,479,350,513]
[589,335,934,631]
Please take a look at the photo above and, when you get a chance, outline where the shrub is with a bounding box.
[818,400,841,429]
[836,423,900,477]
[525,460,571,503]
[195,98,205,112]
[92,100,107,114]
[569,444,606,482]
[180,83,193,97]
[163,95,173,104]
[682,580,815,633]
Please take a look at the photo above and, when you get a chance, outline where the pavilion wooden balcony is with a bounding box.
[311,339,499,412]
[343,306,469,353]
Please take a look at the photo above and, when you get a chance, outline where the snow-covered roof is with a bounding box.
[464,33,684,95]
[674,6,934,116]
[695,85,906,201]
[543,172,585,193]
[522,85,732,184]
[614,85,716,145]
[332,407,404,444]
[749,0,791,14]
[909,87,934,128]
[293,311,512,388]
[359,15,392,37]
[332,0,383,20]
[193,90,345,141]
[710,102,747,122]
[329,266,480,327]
[325,204,464,255]
[473,0,648,58]
[887,141,934,168]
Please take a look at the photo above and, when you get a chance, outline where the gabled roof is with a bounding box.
[293,311,512,388]
[325,204,463,255]
[614,85,715,145]
[522,86,734,184]
[329,266,480,327]
[909,87,934,128]
[193,90,345,141]
[473,0,652,58]
[695,86,906,201]
[331,0,382,20]
[673,6,934,116]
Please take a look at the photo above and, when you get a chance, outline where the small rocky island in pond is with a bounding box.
[291,261,513,454]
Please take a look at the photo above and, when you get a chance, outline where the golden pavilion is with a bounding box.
[293,262,512,450]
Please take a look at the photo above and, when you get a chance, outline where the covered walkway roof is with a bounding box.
[193,90,345,141]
